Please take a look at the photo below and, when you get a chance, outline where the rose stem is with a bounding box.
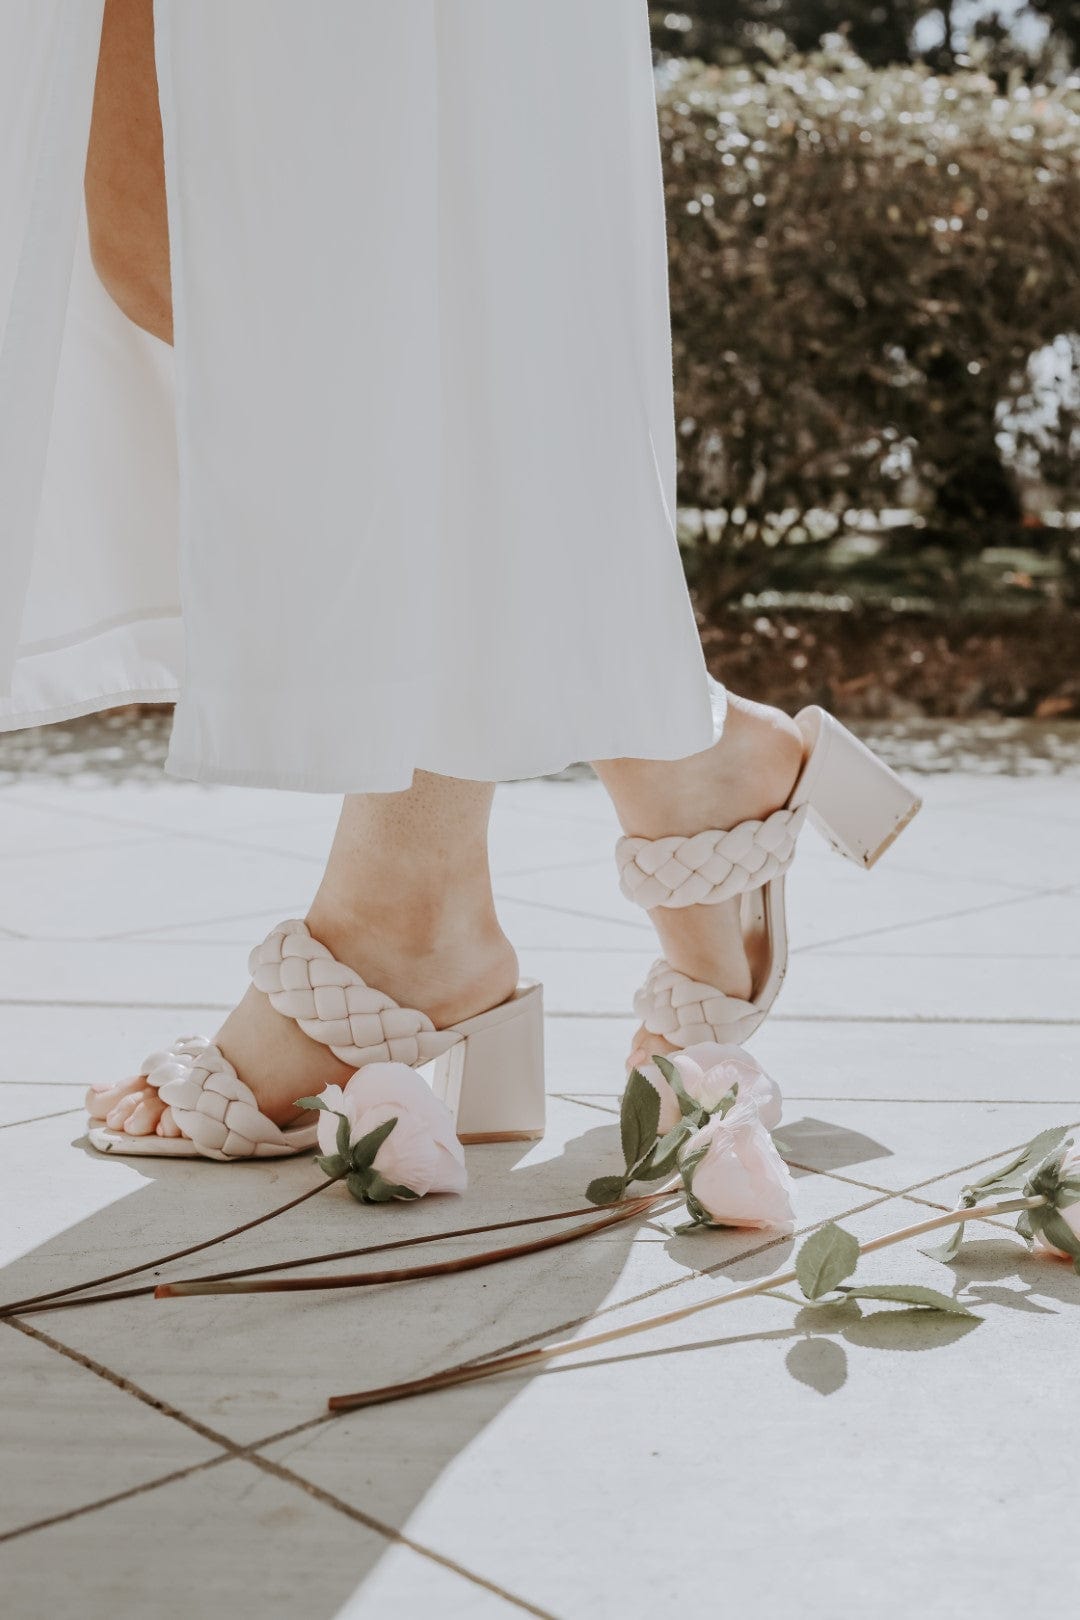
[0,1179,334,1318]
[5,1184,678,1319]
[327,1194,1045,1413]
[155,1190,680,1299]
[14,1192,676,1315]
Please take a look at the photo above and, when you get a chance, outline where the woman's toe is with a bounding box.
[86,1075,145,1120]
[627,1028,676,1070]
[156,1106,182,1137]
[104,1092,144,1129]
[122,1093,167,1135]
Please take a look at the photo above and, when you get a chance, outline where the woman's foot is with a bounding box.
[594,696,805,1066]
[86,776,518,1139]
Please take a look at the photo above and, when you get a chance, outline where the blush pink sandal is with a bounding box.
[86,919,545,1161]
[616,707,922,1051]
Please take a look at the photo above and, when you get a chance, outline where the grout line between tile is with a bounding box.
[0,1319,555,1617]
[545,1009,1080,1025]
[557,1093,1080,1105]
[0,836,170,863]
[0,1106,81,1131]
[5,1317,242,1452]
[0,1079,94,1088]
[247,1453,558,1620]
[760,1014,1080,1026]
[492,893,650,935]
[792,882,1076,956]
[777,1096,1080,1105]
[0,790,329,866]
[876,859,1052,896]
[0,1453,233,1546]
[806,951,1080,961]
[0,997,234,1012]
[98,911,309,944]
[8,1005,1064,1026]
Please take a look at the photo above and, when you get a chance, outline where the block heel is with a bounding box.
[791,706,923,869]
[431,980,546,1144]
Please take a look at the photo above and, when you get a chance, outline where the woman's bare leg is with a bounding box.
[593,696,804,1065]
[85,0,173,344]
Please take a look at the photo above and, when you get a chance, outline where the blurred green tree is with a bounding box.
[1029,0,1080,52]
[651,3,1080,72]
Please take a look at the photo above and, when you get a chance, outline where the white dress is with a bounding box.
[0,0,717,792]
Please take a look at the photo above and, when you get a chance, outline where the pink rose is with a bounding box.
[685,1100,797,1232]
[639,1042,782,1133]
[1035,1141,1080,1257]
[316,1064,466,1198]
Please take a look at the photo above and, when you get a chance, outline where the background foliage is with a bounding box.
[651,3,1080,77]
[643,6,1080,715]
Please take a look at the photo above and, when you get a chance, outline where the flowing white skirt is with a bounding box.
[0,0,717,791]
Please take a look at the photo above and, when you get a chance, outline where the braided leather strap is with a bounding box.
[617,805,807,910]
[633,959,765,1050]
[249,919,461,1068]
[141,1038,315,1161]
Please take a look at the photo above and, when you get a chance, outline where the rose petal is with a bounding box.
[688,1103,796,1232]
[341,1063,461,1158]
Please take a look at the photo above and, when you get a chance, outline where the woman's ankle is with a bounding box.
[595,695,804,837]
[306,878,518,1029]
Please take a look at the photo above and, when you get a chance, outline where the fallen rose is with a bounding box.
[299,1063,467,1202]
[682,1099,797,1233]
[639,1043,782,1136]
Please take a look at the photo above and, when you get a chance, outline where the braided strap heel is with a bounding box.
[616,806,806,911]
[87,919,546,1159]
[621,706,923,1054]
[87,1038,320,1161]
[249,920,462,1068]
[633,960,763,1049]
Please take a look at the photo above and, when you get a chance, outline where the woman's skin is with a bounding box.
[84,0,173,345]
[84,0,803,1139]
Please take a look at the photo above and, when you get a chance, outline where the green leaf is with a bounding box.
[1015,1209,1035,1246]
[921,1205,971,1265]
[968,1127,1072,1195]
[631,1121,694,1182]
[314,1153,348,1181]
[348,1115,398,1171]
[838,1284,977,1317]
[682,1188,714,1229]
[652,1054,704,1122]
[586,1175,628,1207]
[795,1222,861,1300]
[679,1146,708,1180]
[620,1069,661,1172]
[363,1171,420,1203]
[345,1170,371,1204]
[293,1094,331,1113]
[336,1111,353,1161]
[712,1083,739,1120]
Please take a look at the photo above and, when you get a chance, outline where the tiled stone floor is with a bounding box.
[2,715,1079,1618]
